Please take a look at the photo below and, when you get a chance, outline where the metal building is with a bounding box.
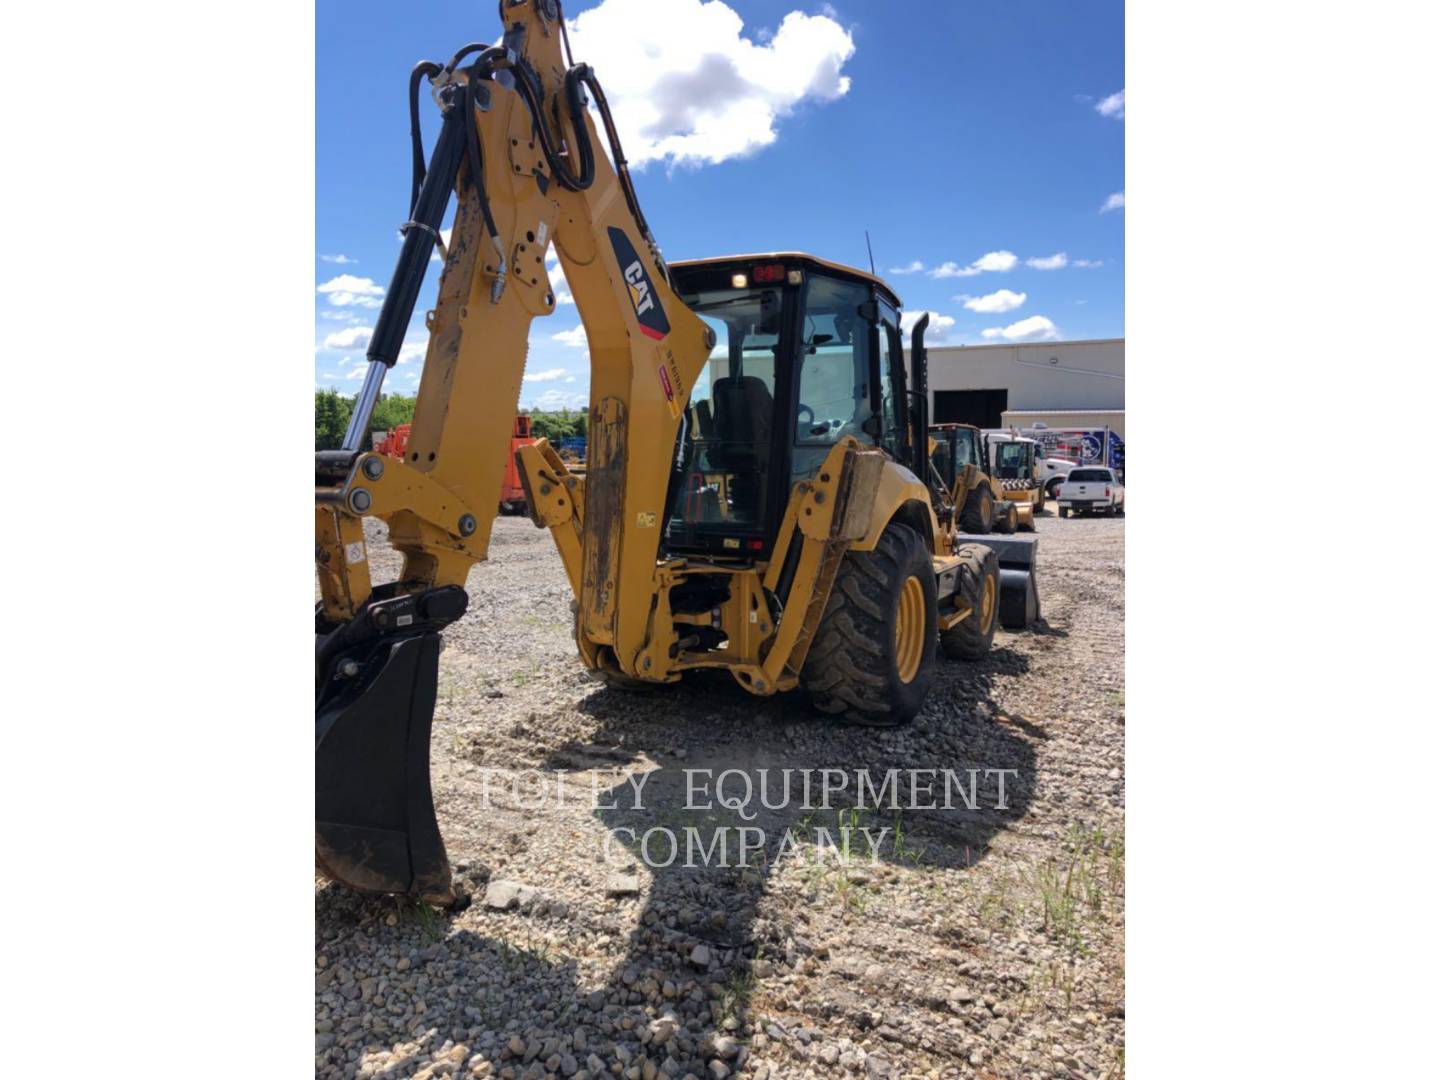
[914,337,1125,437]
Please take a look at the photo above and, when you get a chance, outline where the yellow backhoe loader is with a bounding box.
[927,422,1020,535]
[314,0,1040,905]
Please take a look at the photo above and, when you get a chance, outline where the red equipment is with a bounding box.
[500,414,537,514]
[374,423,412,460]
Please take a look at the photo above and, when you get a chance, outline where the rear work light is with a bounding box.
[751,263,785,283]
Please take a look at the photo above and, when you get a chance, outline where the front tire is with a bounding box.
[959,485,994,534]
[994,503,1017,534]
[802,522,937,726]
[940,544,1000,660]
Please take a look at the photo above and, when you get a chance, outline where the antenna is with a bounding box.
[864,230,876,275]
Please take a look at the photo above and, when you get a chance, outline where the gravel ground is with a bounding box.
[317,507,1125,1079]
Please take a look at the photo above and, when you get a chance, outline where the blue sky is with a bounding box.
[316,0,1124,408]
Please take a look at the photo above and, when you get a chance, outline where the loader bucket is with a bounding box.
[953,533,1041,630]
[316,592,463,907]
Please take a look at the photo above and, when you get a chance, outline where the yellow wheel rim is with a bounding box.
[894,575,926,684]
[980,572,996,633]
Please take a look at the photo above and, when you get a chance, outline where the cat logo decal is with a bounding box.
[608,227,670,341]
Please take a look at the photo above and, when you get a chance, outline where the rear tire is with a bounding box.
[1059,506,1070,519]
[940,544,1000,660]
[802,522,937,726]
[1034,488,1046,515]
[1117,503,1125,517]
[959,485,994,534]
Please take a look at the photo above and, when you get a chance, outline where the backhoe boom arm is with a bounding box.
[314,0,713,904]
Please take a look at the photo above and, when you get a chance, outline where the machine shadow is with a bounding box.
[530,644,1038,1075]
[318,647,1037,1078]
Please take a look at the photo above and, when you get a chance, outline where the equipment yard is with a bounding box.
[315,510,1125,1080]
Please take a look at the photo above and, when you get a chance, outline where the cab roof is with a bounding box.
[670,252,902,309]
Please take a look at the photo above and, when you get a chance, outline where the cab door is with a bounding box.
[875,300,913,470]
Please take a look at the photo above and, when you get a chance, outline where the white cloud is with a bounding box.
[321,325,374,351]
[318,274,385,308]
[900,310,956,341]
[429,228,454,263]
[524,367,569,383]
[567,0,856,168]
[981,315,1060,343]
[397,339,427,364]
[1073,258,1104,268]
[552,325,588,348]
[320,310,364,323]
[526,388,590,410]
[1026,252,1067,271]
[1101,191,1125,213]
[962,289,1027,314]
[343,365,369,380]
[1096,90,1125,120]
[320,254,357,264]
[546,254,574,305]
[888,260,925,275]
[930,251,1018,278]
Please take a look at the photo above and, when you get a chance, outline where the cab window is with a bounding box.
[877,309,906,459]
[793,276,873,478]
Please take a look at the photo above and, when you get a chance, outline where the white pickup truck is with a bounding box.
[1057,467,1125,518]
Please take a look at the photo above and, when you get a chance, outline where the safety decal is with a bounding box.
[656,353,684,419]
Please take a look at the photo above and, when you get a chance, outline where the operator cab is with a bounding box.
[929,423,985,491]
[664,254,916,558]
[988,433,1038,482]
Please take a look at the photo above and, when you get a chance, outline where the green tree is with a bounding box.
[369,393,417,435]
[314,388,354,450]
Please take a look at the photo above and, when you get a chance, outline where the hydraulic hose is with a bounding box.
[369,100,468,371]
[409,61,444,213]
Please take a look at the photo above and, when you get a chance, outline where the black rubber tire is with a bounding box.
[1059,506,1070,519]
[940,544,1000,660]
[801,522,937,726]
[1046,477,1064,499]
[1034,488,1046,515]
[994,504,1017,534]
[959,485,994,534]
[1117,503,1125,517]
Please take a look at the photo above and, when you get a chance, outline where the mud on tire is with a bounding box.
[939,543,1000,660]
[801,522,937,726]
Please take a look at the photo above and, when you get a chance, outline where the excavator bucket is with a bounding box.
[315,586,466,907]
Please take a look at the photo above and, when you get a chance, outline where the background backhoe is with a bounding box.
[314,0,1039,906]
[927,422,1020,535]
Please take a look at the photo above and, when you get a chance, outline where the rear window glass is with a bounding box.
[1069,469,1112,482]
